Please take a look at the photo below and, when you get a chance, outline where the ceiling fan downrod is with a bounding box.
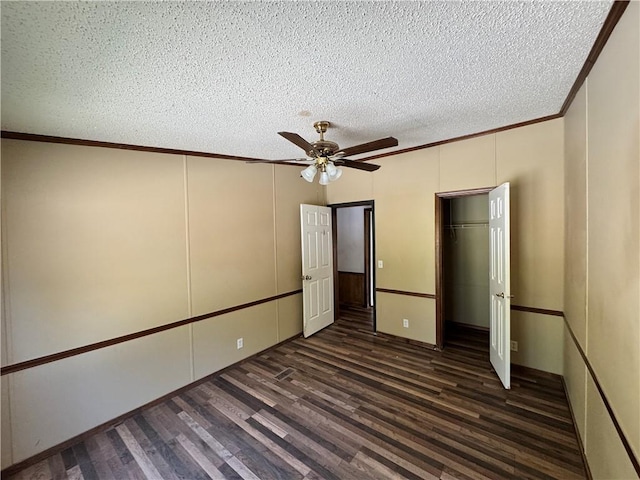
[313,120,330,141]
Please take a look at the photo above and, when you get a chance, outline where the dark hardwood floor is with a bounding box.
[8,308,586,480]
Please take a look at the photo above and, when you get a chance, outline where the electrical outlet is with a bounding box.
[510,340,518,352]
[237,338,243,349]
[378,260,384,268]
[403,318,409,328]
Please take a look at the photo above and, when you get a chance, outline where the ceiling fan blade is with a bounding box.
[278,132,318,155]
[335,159,381,172]
[336,136,398,157]
[245,158,311,167]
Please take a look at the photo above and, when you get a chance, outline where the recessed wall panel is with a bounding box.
[277,294,303,341]
[496,119,565,312]
[1,140,189,362]
[510,310,563,375]
[1,376,12,469]
[192,303,278,380]
[325,167,374,204]
[187,158,276,314]
[274,166,323,294]
[376,292,435,345]
[9,327,191,464]
[440,134,496,191]
[374,149,439,294]
[563,82,588,348]
[563,327,587,445]
[586,377,638,479]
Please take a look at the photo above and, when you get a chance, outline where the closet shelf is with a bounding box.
[445,222,489,229]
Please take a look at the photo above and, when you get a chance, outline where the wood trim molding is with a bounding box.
[0,331,302,478]
[0,289,302,376]
[435,194,445,347]
[563,316,640,476]
[356,115,561,163]
[510,305,564,317]
[3,117,562,166]
[559,0,630,115]
[327,200,375,209]
[0,131,268,163]
[364,208,372,308]
[435,186,497,199]
[376,288,436,299]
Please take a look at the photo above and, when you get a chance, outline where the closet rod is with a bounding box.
[445,223,489,229]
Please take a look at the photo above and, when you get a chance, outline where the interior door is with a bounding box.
[489,182,511,389]
[301,204,334,337]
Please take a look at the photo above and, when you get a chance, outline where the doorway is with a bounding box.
[330,200,376,331]
[435,187,494,349]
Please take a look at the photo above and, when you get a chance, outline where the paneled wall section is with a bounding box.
[563,2,639,477]
[0,141,323,468]
[327,119,565,373]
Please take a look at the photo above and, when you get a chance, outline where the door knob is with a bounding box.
[301,275,312,280]
[495,292,514,298]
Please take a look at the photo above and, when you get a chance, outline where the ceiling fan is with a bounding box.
[251,121,398,184]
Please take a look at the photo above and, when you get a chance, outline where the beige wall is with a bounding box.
[563,2,640,478]
[0,140,322,468]
[328,119,565,374]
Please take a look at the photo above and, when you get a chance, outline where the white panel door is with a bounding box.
[300,204,334,337]
[489,182,511,389]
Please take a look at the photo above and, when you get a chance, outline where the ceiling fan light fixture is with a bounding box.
[319,170,331,185]
[326,162,342,181]
[301,164,317,182]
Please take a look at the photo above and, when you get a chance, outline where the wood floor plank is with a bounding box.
[10,459,52,480]
[175,433,225,479]
[48,452,67,480]
[83,436,116,480]
[6,307,587,480]
[114,424,164,480]
[66,465,83,480]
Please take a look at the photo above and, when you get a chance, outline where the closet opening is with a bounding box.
[435,187,494,349]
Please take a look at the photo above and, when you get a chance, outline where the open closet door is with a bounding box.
[300,204,334,337]
[489,182,512,389]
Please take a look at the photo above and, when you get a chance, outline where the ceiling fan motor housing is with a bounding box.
[309,121,338,157]
[308,140,339,158]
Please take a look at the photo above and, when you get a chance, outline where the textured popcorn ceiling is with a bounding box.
[1,1,613,160]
